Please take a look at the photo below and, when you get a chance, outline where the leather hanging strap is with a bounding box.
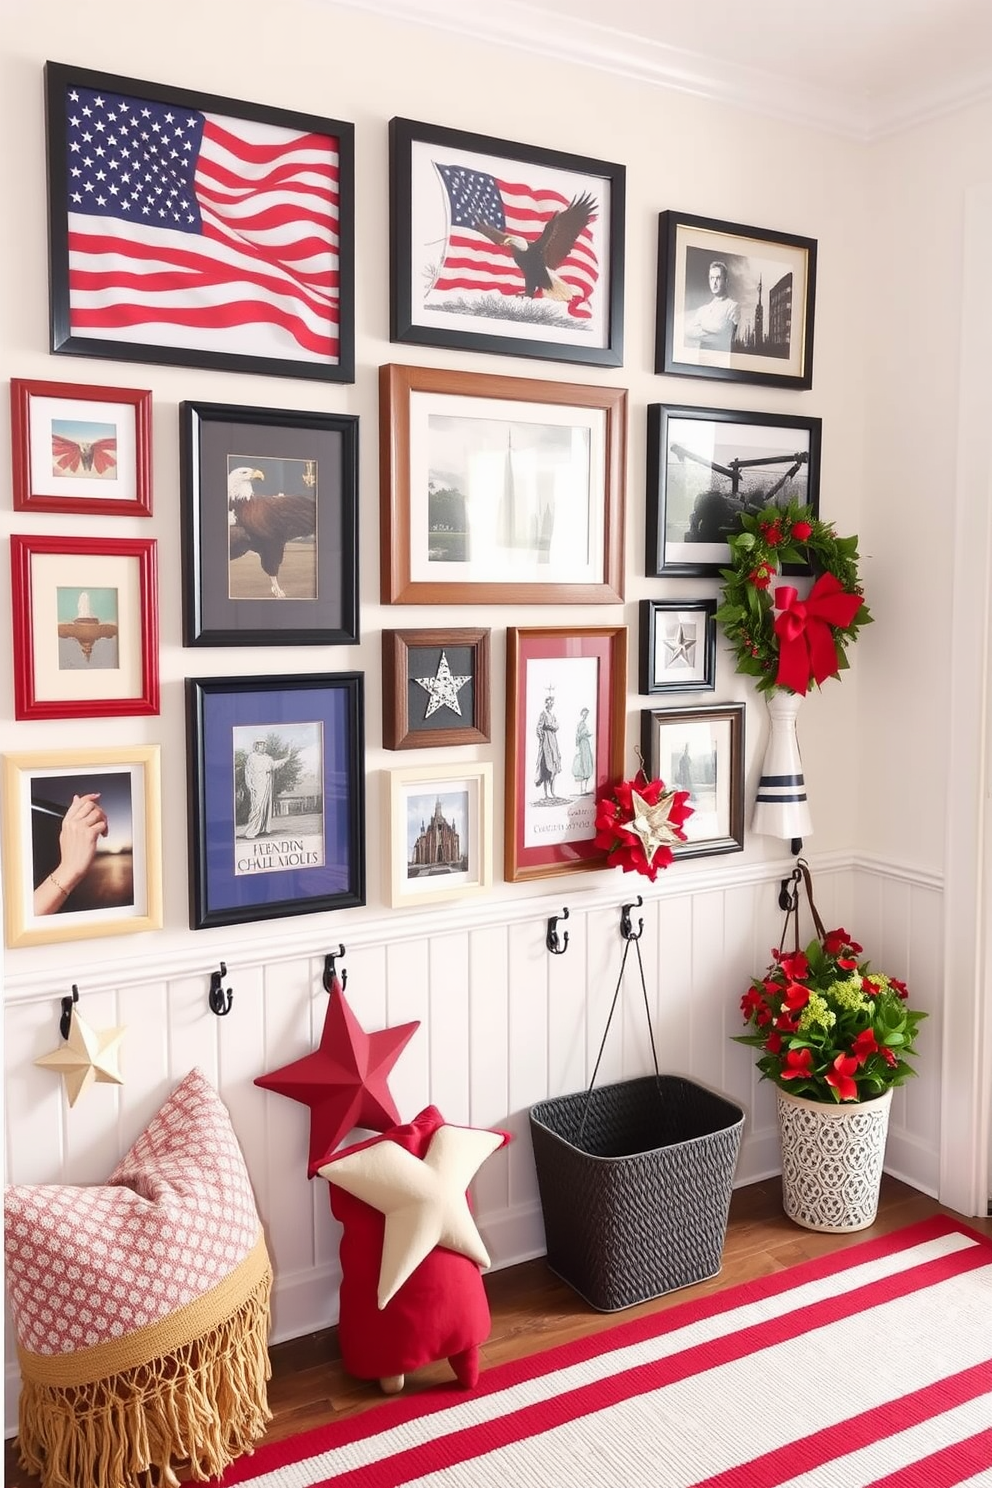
[777,857,827,957]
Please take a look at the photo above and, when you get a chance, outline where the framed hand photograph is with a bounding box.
[646,404,821,577]
[11,379,152,515]
[10,534,159,720]
[505,625,627,883]
[639,599,716,694]
[640,703,745,859]
[180,400,359,647]
[384,762,493,908]
[45,61,355,383]
[380,363,626,605]
[656,212,816,389]
[186,673,365,930]
[382,628,491,749]
[2,745,163,948]
[389,117,624,368]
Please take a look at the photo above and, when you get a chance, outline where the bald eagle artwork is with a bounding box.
[473,193,598,302]
[51,431,117,477]
[227,465,316,600]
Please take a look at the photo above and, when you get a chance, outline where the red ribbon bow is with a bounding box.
[773,574,863,694]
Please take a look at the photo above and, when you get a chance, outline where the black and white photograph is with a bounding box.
[640,704,745,859]
[639,599,716,693]
[646,405,821,577]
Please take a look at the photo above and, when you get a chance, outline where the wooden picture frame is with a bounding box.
[384,761,493,908]
[45,61,355,383]
[640,703,745,858]
[389,116,625,368]
[2,744,163,947]
[186,673,365,930]
[639,599,716,694]
[11,378,152,515]
[380,363,626,605]
[382,628,491,749]
[10,533,159,720]
[180,400,359,647]
[505,625,627,882]
[656,212,816,390]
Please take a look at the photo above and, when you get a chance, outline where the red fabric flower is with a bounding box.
[851,1029,878,1065]
[783,982,810,1013]
[764,1031,783,1054]
[823,927,862,955]
[761,521,784,546]
[749,563,775,589]
[778,950,810,981]
[593,774,692,882]
[889,977,909,1000]
[791,520,813,541]
[780,1048,814,1080]
[825,1054,860,1101]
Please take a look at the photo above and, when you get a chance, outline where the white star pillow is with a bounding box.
[317,1122,505,1309]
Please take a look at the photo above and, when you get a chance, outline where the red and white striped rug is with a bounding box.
[217,1216,992,1488]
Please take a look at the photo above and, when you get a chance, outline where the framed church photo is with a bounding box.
[384,762,493,908]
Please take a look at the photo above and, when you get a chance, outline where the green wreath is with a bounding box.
[714,502,872,695]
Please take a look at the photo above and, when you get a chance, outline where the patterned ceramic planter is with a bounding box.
[777,1086,893,1233]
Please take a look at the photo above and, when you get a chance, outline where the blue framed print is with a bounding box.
[186,672,365,929]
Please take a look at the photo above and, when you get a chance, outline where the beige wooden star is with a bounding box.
[35,1009,125,1107]
[625,787,682,864]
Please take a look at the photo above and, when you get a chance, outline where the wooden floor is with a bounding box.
[5,1176,990,1485]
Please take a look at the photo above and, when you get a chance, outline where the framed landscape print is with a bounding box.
[380,363,626,604]
[639,599,716,694]
[656,212,816,389]
[505,625,627,883]
[646,404,821,577]
[2,745,163,948]
[11,379,152,515]
[382,627,491,749]
[389,117,624,368]
[384,762,493,908]
[186,673,365,930]
[640,703,745,858]
[45,61,355,382]
[180,401,359,647]
[10,534,159,720]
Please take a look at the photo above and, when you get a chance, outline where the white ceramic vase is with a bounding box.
[751,690,813,841]
[777,1086,893,1233]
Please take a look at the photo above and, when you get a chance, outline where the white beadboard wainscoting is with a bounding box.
[3,855,942,1434]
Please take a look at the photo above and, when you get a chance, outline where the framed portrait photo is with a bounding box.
[382,628,490,750]
[45,61,355,382]
[380,363,626,605]
[10,534,159,720]
[11,379,152,515]
[656,212,816,389]
[180,400,359,646]
[639,599,716,694]
[384,762,493,909]
[505,625,627,883]
[646,404,821,577]
[389,117,624,368]
[186,673,365,930]
[2,745,163,948]
[640,703,745,859]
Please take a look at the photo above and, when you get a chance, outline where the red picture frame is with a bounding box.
[10,534,159,720]
[11,379,152,516]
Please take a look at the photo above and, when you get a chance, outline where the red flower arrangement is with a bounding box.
[594,769,693,882]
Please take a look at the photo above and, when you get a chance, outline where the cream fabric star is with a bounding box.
[317,1124,504,1308]
[625,787,682,864]
[35,1010,125,1107]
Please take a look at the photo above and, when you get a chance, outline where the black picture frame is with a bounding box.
[640,703,745,859]
[656,211,816,390]
[180,400,359,647]
[639,599,716,695]
[646,404,821,578]
[382,628,491,750]
[186,673,365,930]
[389,117,625,368]
[45,61,355,383]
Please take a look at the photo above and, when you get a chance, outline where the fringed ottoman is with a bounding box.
[4,1068,273,1488]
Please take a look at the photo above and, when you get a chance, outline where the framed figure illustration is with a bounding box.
[656,212,816,390]
[390,117,625,368]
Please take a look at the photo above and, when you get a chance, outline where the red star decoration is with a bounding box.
[254,975,420,1176]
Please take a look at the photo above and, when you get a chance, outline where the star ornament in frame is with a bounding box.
[382,628,491,749]
[639,599,717,694]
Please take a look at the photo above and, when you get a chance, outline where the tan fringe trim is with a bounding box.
[15,1236,273,1488]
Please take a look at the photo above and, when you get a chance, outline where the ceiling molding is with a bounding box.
[322,0,991,142]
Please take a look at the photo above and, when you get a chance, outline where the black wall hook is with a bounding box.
[620,896,644,942]
[323,945,347,991]
[546,907,570,955]
[779,865,802,911]
[208,962,234,1016]
[59,985,79,1039]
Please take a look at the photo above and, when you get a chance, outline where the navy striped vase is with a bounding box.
[751,691,813,840]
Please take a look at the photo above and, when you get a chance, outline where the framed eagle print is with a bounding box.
[389,117,625,368]
[11,379,152,515]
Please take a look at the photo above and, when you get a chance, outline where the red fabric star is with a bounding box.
[254,975,420,1175]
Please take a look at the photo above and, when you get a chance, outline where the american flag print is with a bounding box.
[51,71,349,374]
